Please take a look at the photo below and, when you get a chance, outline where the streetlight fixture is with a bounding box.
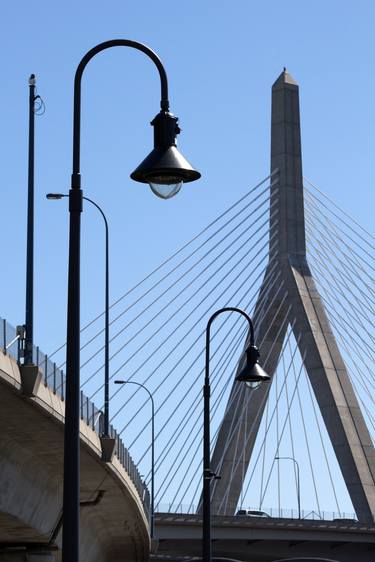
[203,307,270,562]
[114,380,155,538]
[62,39,200,562]
[46,193,115,461]
[275,456,301,519]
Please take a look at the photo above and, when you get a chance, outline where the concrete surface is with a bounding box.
[0,351,150,561]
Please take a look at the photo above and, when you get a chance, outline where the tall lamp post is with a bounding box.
[114,380,155,538]
[46,193,115,460]
[63,39,200,562]
[275,456,301,519]
[203,307,270,562]
[24,74,37,366]
[20,75,43,396]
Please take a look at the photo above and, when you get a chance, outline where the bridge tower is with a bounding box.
[208,69,375,524]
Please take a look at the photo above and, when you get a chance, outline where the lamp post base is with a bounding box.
[19,364,42,397]
[100,435,116,462]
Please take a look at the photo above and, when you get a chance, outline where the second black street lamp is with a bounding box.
[203,307,270,562]
[62,39,200,562]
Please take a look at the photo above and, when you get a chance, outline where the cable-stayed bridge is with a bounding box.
[0,70,374,561]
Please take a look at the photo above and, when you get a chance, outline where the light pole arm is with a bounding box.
[276,456,301,519]
[72,39,169,177]
[206,307,255,374]
[114,380,155,538]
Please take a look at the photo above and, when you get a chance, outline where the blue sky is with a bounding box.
[3,0,374,334]
[2,0,374,515]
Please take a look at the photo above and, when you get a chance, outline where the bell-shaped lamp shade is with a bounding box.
[130,111,200,199]
[235,345,271,384]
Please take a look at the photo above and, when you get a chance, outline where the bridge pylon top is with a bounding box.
[208,70,375,525]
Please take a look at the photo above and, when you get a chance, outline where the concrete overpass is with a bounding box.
[0,351,150,562]
[154,513,375,562]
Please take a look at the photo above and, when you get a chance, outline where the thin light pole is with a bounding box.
[83,198,110,438]
[114,380,155,538]
[24,74,37,365]
[275,456,301,519]
[47,193,110,439]
[203,307,269,562]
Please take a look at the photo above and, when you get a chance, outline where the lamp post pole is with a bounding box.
[46,194,111,441]
[114,380,155,538]
[83,198,110,439]
[203,307,270,562]
[275,456,301,519]
[62,39,200,562]
[24,74,37,365]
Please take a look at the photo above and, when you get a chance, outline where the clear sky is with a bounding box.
[2,0,374,516]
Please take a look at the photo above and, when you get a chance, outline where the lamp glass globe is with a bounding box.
[149,177,183,199]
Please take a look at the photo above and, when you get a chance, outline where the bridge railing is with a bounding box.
[0,317,150,518]
[155,503,358,522]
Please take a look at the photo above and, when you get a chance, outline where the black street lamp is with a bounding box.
[63,39,200,562]
[275,456,301,519]
[203,307,270,562]
[46,193,115,460]
[114,380,155,538]
[24,74,37,366]
[20,75,44,396]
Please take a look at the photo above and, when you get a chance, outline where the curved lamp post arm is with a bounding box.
[114,380,155,538]
[275,456,301,519]
[72,39,169,176]
[205,307,255,382]
[115,380,154,415]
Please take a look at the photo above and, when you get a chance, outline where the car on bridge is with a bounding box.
[235,509,270,517]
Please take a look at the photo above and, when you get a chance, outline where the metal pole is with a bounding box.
[275,456,301,519]
[203,330,212,562]
[46,193,110,436]
[24,74,36,365]
[81,197,110,436]
[296,459,301,520]
[151,394,155,538]
[62,40,170,562]
[203,307,255,562]
[114,380,155,536]
[62,176,82,562]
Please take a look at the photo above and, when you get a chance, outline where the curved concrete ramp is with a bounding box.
[0,352,150,562]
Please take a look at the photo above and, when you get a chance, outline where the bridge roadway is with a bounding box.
[0,351,149,561]
[153,513,375,562]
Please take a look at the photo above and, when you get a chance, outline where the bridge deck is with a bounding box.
[0,351,149,562]
[154,513,375,562]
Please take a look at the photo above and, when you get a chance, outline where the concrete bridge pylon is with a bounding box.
[208,69,375,524]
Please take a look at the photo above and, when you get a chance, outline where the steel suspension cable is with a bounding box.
[223,322,299,512]
[304,178,375,247]
[158,284,289,507]
[46,173,278,364]
[80,202,277,381]
[214,311,294,513]
[123,258,282,454]
[94,233,279,412]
